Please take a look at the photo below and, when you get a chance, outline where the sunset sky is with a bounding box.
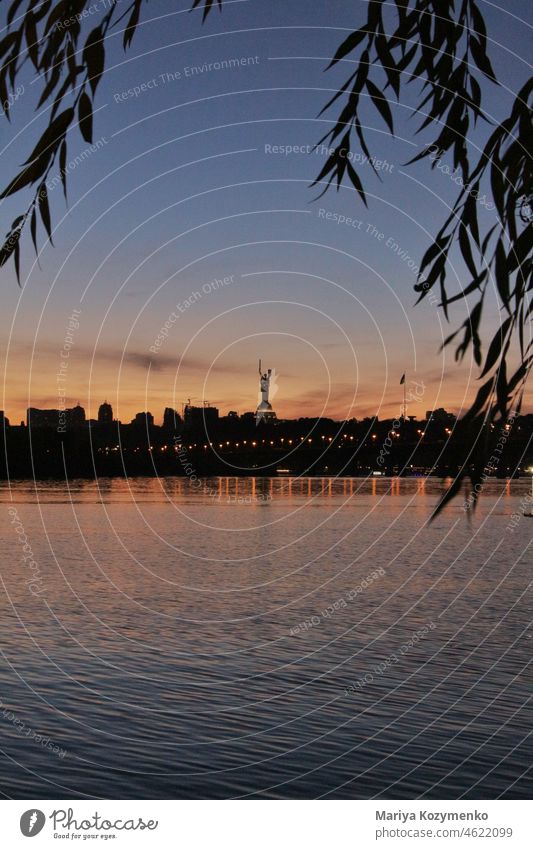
[1,0,531,425]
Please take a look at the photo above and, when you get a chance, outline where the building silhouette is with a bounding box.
[163,407,182,432]
[98,401,113,424]
[131,411,154,428]
[184,403,218,430]
[27,405,86,429]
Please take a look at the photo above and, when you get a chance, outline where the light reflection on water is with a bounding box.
[0,477,531,798]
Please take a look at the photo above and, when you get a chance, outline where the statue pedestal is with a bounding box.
[255,401,276,425]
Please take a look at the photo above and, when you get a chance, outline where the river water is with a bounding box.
[0,476,531,798]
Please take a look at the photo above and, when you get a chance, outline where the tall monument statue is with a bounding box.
[256,359,276,424]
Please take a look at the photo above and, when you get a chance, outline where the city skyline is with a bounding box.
[3,394,529,482]
[10,397,460,429]
[5,378,528,429]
